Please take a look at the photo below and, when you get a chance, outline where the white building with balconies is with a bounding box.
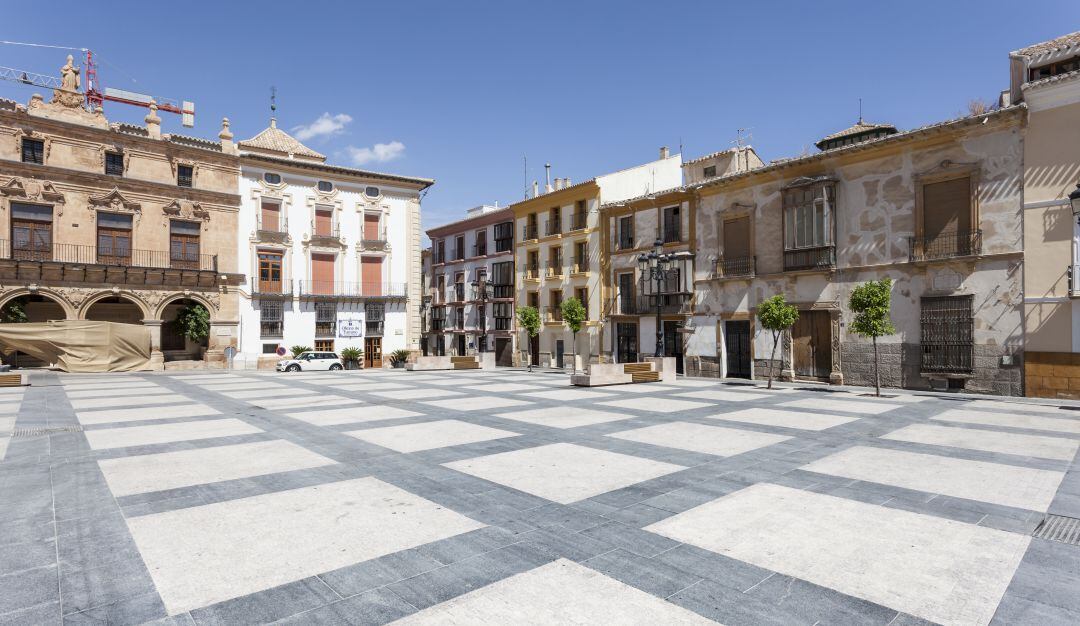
[233,118,433,369]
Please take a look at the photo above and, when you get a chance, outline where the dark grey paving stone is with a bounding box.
[654,544,774,592]
[0,566,59,615]
[579,520,680,558]
[273,588,416,625]
[0,537,56,576]
[582,549,700,599]
[991,594,1080,625]
[56,526,141,572]
[0,600,61,625]
[603,502,674,527]
[1003,562,1080,614]
[320,549,444,597]
[63,592,168,626]
[519,503,606,532]
[745,574,898,624]
[414,526,527,566]
[59,557,157,615]
[668,579,800,625]
[189,576,338,625]
[516,528,613,562]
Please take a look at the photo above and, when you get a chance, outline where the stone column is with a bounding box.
[142,319,165,371]
[779,329,795,382]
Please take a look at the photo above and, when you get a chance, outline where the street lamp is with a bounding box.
[1070,183,1080,216]
[637,238,674,359]
[470,277,494,353]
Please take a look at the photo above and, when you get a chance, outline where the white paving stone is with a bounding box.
[126,477,485,614]
[165,374,240,382]
[422,396,532,411]
[802,445,1065,511]
[882,423,1080,462]
[666,379,717,388]
[967,399,1077,415]
[69,394,194,410]
[221,388,318,400]
[521,389,616,402]
[462,383,546,393]
[393,558,713,625]
[676,389,770,402]
[325,382,409,392]
[346,419,519,453]
[192,382,284,392]
[61,381,159,391]
[444,443,685,504]
[373,388,465,400]
[249,395,360,410]
[65,386,170,399]
[606,384,678,393]
[934,409,1080,434]
[0,436,8,461]
[598,397,712,414]
[84,418,262,450]
[609,422,791,457]
[285,406,422,426]
[646,483,1029,626]
[706,407,858,431]
[99,440,335,496]
[77,403,220,426]
[780,397,904,415]
[494,407,633,429]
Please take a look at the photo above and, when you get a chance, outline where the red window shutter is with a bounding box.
[364,214,381,240]
[261,202,280,231]
[312,253,335,294]
[362,256,383,296]
[315,210,333,236]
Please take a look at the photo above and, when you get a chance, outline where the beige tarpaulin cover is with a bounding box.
[0,321,152,372]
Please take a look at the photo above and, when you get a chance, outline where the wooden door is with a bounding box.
[663,321,684,374]
[792,311,831,379]
[530,334,539,366]
[724,320,751,378]
[617,322,638,363]
[311,253,335,295]
[495,338,512,366]
[365,337,382,368]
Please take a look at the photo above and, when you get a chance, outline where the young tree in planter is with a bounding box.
[290,345,313,358]
[757,294,799,390]
[560,297,586,375]
[174,303,210,343]
[848,278,897,397]
[516,306,541,372]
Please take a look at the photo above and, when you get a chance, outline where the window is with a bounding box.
[494,302,513,331]
[783,183,833,250]
[617,272,635,314]
[317,180,333,193]
[264,172,281,185]
[105,152,124,176]
[491,261,514,298]
[920,296,973,374]
[703,165,716,178]
[260,200,283,233]
[315,302,334,336]
[436,274,445,303]
[526,249,540,278]
[494,221,513,252]
[21,138,43,164]
[435,240,445,264]
[549,290,563,321]
[1029,55,1080,81]
[262,343,279,354]
[547,207,561,236]
[11,203,53,261]
[314,339,335,352]
[257,250,284,292]
[528,291,539,309]
[618,215,634,249]
[454,236,465,260]
[916,175,977,260]
[454,272,465,302]
[575,287,588,317]
[363,213,382,241]
[170,220,201,269]
[719,216,753,276]
[177,164,194,188]
[525,213,538,240]
[455,306,465,329]
[570,200,587,231]
[97,212,133,265]
[662,206,680,243]
[365,186,380,198]
[547,245,563,276]
[474,229,487,257]
[260,301,283,338]
[366,303,385,336]
[573,241,588,273]
[314,207,334,237]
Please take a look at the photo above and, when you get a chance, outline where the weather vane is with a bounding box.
[270,86,277,114]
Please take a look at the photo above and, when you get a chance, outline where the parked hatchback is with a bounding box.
[277,351,343,372]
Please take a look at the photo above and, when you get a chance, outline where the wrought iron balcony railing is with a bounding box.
[522,224,538,241]
[297,281,408,298]
[543,306,563,322]
[256,215,289,237]
[569,212,587,231]
[310,221,341,240]
[472,243,487,257]
[546,262,564,278]
[252,278,294,297]
[1,240,218,272]
[783,245,835,271]
[525,264,540,279]
[908,230,982,262]
[545,219,562,237]
[260,320,283,339]
[713,255,755,278]
[569,257,589,273]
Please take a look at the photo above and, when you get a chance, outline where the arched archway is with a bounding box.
[159,298,210,360]
[84,295,147,325]
[0,292,72,368]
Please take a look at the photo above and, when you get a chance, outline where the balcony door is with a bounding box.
[363,214,381,241]
[258,251,283,293]
[311,253,335,295]
[261,201,281,232]
[97,212,132,266]
[170,220,201,269]
[314,208,334,237]
[362,256,383,296]
[11,203,53,261]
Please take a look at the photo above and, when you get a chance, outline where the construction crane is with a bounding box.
[0,42,195,127]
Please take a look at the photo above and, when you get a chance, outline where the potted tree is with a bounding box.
[516,306,541,372]
[560,297,586,375]
[290,345,313,359]
[757,294,799,390]
[340,346,363,370]
[175,303,210,358]
[389,349,411,368]
[849,278,897,397]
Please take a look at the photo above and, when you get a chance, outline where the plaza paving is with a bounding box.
[1,369,1080,624]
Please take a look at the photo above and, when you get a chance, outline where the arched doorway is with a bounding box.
[85,296,145,324]
[160,298,209,361]
[0,293,69,368]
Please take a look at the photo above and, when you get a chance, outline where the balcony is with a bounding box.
[569,257,589,274]
[256,215,289,242]
[662,229,681,244]
[260,320,283,339]
[909,230,982,262]
[525,264,540,280]
[315,321,336,337]
[492,283,514,299]
[545,220,562,237]
[1,240,219,271]
[472,243,487,257]
[616,236,635,251]
[569,212,587,232]
[522,224,538,241]
[638,293,691,315]
[543,306,563,323]
[366,321,384,337]
[360,237,389,252]
[714,256,756,278]
[783,245,835,271]
[252,278,294,298]
[309,221,342,246]
[546,262,564,278]
[297,281,407,299]
[0,240,222,288]
[450,283,466,303]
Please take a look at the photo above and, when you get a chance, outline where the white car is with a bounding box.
[277,351,343,372]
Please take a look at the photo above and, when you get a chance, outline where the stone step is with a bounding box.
[450,356,476,364]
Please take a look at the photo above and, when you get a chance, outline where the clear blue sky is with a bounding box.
[3,1,1077,230]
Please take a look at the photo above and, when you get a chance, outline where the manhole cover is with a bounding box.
[1032,514,1080,546]
[9,426,84,437]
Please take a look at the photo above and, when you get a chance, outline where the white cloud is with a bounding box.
[292,113,352,141]
[345,141,406,166]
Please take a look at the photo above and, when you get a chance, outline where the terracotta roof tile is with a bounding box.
[1013,31,1080,58]
[238,119,325,161]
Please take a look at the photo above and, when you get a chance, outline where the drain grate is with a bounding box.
[1032,514,1080,546]
[7,426,84,437]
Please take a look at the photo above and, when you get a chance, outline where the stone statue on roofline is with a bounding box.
[51,54,85,109]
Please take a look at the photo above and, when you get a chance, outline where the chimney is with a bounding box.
[557,178,566,191]
[545,163,553,193]
[565,177,572,187]
[532,180,539,198]
[659,146,670,159]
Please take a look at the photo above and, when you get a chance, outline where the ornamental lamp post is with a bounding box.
[637,238,674,359]
[470,278,494,353]
[1070,183,1080,215]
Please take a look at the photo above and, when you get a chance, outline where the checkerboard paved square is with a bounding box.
[881,422,1080,461]
[495,406,633,429]
[675,389,770,402]
[444,443,685,503]
[933,408,1080,434]
[422,396,532,411]
[706,407,857,431]
[346,419,520,453]
[286,405,421,426]
[599,397,712,414]
[373,388,465,400]
[522,388,616,401]
[780,397,903,415]
[608,422,792,457]
[83,418,263,450]
[76,402,221,425]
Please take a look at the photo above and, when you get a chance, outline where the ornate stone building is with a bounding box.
[0,62,243,369]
